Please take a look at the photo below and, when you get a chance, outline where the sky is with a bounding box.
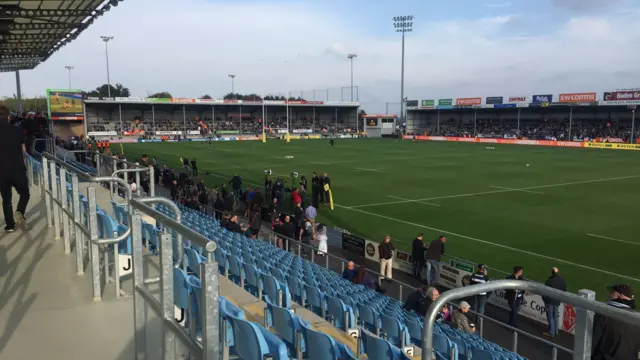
[1,0,639,113]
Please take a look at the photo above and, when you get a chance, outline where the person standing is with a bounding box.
[411,233,425,281]
[425,235,446,285]
[542,267,567,338]
[0,106,30,232]
[322,172,331,204]
[190,158,198,176]
[378,235,394,283]
[505,266,525,328]
[311,172,321,208]
[592,284,639,360]
[470,264,490,320]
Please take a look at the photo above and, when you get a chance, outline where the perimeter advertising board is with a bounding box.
[46,89,85,120]
[559,92,597,103]
[601,91,640,105]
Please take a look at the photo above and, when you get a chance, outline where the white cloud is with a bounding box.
[1,0,639,113]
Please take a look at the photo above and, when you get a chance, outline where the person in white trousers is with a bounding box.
[378,235,394,282]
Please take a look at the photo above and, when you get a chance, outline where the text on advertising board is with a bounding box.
[559,92,596,103]
[508,96,528,102]
[421,100,435,107]
[532,94,553,103]
[455,97,482,106]
[406,100,419,107]
[485,96,503,105]
[341,233,366,257]
[603,91,640,101]
[438,99,453,106]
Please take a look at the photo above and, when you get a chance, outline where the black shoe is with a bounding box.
[4,226,15,233]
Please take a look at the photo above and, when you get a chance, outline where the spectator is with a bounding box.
[0,105,30,231]
[470,264,490,319]
[277,215,296,250]
[311,172,321,207]
[248,204,261,239]
[452,301,475,334]
[592,284,639,360]
[353,266,385,293]
[322,172,331,204]
[269,198,279,226]
[342,261,357,281]
[426,235,446,285]
[404,286,445,319]
[220,212,231,228]
[225,215,246,234]
[229,174,243,197]
[542,267,567,338]
[292,187,302,205]
[378,235,394,282]
[315,223,327,256]
[411,233,425,281]
[213,192,225,220]
[190,158,198,176]
[505,266,525,328]
[293,201,304,231]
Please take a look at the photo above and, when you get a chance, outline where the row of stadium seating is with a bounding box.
[47,154,526,360]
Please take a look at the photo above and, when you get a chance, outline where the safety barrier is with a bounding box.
[34,153,221,359]
[422,280,640,360]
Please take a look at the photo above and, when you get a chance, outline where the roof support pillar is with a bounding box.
[15,70,23,113]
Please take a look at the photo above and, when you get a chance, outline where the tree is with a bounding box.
[243,93,263,101]
[148,91,172,99]
[85,83,130,98]
[224,92,241,100]
[200,94,212,99]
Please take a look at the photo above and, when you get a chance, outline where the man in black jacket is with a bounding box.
[378,235,394,283]
[542,267,567,337]
[411,234,425,281]
[592,284,639,360]
[505,266,525,328]
[311,172,321,207]
[470,264,490,320]
[425,235,446,286]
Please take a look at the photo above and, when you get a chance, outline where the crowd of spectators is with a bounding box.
[87,116,349,136]
[425,118,638,142]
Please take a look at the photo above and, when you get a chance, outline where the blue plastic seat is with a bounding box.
[185,247,206,278]
[326,295,356,331]
[471,347,498,360]
[405,318,423,348]
[305,285,326,319]
[264,300,306,356]
[358,304,380,334]
[227,316,289,360]
[287,275,305,306]
[227,255,245,286]
[300,321,357,360]
[359,328,411,360]
[380,313,410,348]
[433,333,455,359]
[243,263,263,298]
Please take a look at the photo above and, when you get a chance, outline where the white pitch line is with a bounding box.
[334,204,640,283]
[356,168,384,173]
[309,161,331,165]
[490,186,544,194]
[420,163,456,167]
[587,233,640,247]
[388,195,440,207]
[350,174,640,209]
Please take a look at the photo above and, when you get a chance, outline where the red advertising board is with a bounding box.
[455,97,482,106]
[559,92,596,103]
[171,98,196,103]
[603,91,640,101]
[507,96,528,102]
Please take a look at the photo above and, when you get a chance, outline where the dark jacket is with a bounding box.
[426,239,445,261]
[342,268,357,282]
[504,274,525,303]
[542,274,567,306]
[591,299,640,360]
[379,242,394,260]
[412,239,425,261]
[404,291,436,317]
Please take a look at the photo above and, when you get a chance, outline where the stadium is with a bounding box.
[1,1,639,360]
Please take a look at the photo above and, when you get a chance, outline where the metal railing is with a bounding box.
[129,197,220,360]
[34,152,221,359]
[422,280,640,360]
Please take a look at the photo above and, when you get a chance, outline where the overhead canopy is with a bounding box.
[0,0,122,72]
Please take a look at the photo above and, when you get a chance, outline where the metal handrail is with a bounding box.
[130,197,192,269]
[422,280,640,359]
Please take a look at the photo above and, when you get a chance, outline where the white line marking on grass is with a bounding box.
[334,204,640,283]
[309,161,331,165]
[420,163,455,167]
[350,174,640,208]
[388,195,440,207]
[356,168,384,173]
[490,186,544,194]
[587,233,640,246]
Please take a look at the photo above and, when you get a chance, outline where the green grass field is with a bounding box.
[123,138,640,299]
